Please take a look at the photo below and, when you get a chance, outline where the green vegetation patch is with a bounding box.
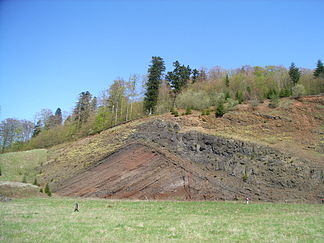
[0,197,323,243]
[0,149,47,183]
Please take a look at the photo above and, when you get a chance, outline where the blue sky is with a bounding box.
[0,0,323,121]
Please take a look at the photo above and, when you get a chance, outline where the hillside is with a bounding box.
[37,96,324,203]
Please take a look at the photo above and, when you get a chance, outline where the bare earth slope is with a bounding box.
[40,96,324,203]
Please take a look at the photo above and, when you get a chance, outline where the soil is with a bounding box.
[48,96,324,203]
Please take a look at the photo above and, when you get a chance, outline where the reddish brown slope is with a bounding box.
[56,143,242,200]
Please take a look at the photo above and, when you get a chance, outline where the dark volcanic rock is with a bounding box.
[131,119,324,202]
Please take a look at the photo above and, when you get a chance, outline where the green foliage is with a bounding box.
[224,74,230,87]
[292,84,306,98]
[33,177,39,186]
[185,107,192,115]
[201,109,211,116]
[173,111,179,117]
[192,69,199,83]
[39,188,43,193]
[44,183,51,197]
[144,56,165,113]
[165,61,191,107]
[235,90,243,104]
[215,102,225,118]
[176,90,211,110]
[269,95,279,108]
[0,165,2,176]
[279,88,292,97]
[224,99,239,111]
[32,120,42,137]
[73,91,93,126]
[22,175,27,183]
[225,90,230,100]
[210,92,225,106]
[266,88,278,99]
[289,62,301,85]
[93,107,111,133]
[242,174,248,182]
[314,59,324,78]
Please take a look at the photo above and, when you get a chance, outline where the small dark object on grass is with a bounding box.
[74,203,79,212]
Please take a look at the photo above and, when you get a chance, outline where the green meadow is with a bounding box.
[1,197,323,243]
[0,149,47,183]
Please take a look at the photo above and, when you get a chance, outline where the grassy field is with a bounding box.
[1,197,323,242]
[0,149,47,183]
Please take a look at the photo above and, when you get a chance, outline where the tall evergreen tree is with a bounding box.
[32,120,42,137]
[224,74,230,87]
[192,69,199,83]
[288,62,300,86]
[314,59,324,78]
[54,108,62,126]
[73,91,92,125]
[165,61,192,107]
[144,56,165,114]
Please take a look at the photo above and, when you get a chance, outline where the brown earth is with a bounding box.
[40,96,324,203]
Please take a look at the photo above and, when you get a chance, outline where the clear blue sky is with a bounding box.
[0,0,323,121]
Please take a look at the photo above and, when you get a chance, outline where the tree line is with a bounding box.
[1,57,323,152]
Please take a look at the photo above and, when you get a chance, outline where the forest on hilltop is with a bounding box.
[1,58,324,153]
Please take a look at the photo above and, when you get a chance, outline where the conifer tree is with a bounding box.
[215,102,225,117]
[314,59,324,78]
[144,56,165,114]
[288,62,300,86]
[165,61,192,108]
[73,91,92,125]
[192,69,199,83]
[54,108,63,125]
[32,120,42,137]
[224,74,230,87]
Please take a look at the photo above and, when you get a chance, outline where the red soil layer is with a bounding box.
[56,143,237,200]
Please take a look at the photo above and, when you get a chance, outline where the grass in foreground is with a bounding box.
[0,197,323,243]
[0,149,47,183]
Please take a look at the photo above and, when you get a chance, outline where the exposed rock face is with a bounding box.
[131,119,324,201]
[54,119,323,203]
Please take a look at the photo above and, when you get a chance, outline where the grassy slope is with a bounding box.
[1,197,323,243]
[0,149,47,183]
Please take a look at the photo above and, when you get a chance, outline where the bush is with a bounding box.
[44,183,52,197]
[22,175,27,183]
[250,97,259,109]
[33,178,39,186]
[292,84,306,98]
[279,88,292,97]
[224,98,238,111]
[173,110,179,117]
[39,188,43,193]
[185,107,192,115]
[269,94,279,108]
[215,102,225,118]
[210,92,225,107]
[176,90,211,110]
[225,91,231,100]
[235,90,243,104]
[0,166,2,176]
